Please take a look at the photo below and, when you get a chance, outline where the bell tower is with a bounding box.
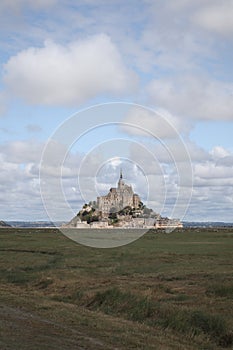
[118,168,124,189]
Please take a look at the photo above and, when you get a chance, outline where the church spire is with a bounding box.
[118,168,124,189]
[120,168,123,179]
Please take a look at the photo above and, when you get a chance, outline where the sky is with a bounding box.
[0,0,233,222]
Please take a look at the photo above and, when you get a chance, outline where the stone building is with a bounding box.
[155,218,183,229]
[97,170,141,215]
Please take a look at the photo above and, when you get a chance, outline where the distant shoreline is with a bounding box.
[2,223,233,229]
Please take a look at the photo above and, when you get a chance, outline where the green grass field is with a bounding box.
[0,228,232,349]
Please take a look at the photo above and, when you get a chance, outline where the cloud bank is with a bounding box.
[3,34,137,106]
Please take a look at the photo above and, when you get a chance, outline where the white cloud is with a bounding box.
[0,153,42,220]
[210,146,231,159]
[125,132,233,221]
[0,140,43,164]
[189,147,233,221]
[0,139,84,220]
[193,2,233,37]
[3,35,137,106]
[0,0,57,12]
[216,155,233,167]
[145,1,233,39]
[121,106,188,139]
[185,187,233,221]
[149,141,209,164]
[195,162,233,180]
[147,75,233,121]
[0,92,8,117]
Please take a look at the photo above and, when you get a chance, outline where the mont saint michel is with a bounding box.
[66,171,183,229]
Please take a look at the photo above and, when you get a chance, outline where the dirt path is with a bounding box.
[0,304,114,350]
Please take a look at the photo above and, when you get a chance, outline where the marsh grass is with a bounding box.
[86,287,232,346]
[3,270,33,284]
[0,248,61,285]
[52,290,84,303]
[88,287,154,321]
[206,283,233,299]
[0,227,233,349]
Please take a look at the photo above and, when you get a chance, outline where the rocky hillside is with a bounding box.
[0,221,12,227]
[63,202,160,228]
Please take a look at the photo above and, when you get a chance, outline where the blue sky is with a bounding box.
[0,0,233,222]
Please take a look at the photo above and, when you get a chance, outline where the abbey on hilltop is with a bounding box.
[97,170,141,215]
[65,170,183,229]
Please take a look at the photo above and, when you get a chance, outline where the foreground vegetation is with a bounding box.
[0,227,232,349]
